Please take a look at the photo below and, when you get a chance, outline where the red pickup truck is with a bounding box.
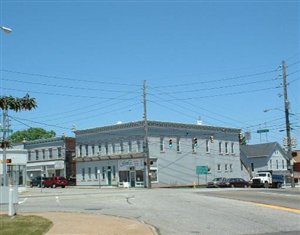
[42,176,68,188]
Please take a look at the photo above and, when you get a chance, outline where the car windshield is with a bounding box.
[258,173,267,177]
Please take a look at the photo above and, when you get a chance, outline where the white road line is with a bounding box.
[55,196,61,206]
[18,198,28,205]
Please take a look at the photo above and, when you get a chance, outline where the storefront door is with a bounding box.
[130,171,136,187]
[107,171,112,186]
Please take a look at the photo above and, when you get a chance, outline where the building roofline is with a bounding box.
[24,136,74,146]
[74,120,240,135]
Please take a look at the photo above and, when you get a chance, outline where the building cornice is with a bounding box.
[75,120,240,135]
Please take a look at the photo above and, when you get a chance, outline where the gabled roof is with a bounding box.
[240,142,287,159]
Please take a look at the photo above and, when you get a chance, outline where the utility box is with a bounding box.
[0,186,19,204]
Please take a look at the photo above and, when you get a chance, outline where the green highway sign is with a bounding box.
[257,129,269,133]
[196,165,208,175]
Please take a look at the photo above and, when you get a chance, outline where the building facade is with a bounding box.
[24,137,75,183]
[75,121,247,187]
[0,144,27,186]
[240,142,290,181]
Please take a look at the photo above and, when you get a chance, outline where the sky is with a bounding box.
[0,0,299,148]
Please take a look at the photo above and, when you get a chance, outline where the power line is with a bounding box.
[150,69,278,88]
[1,69,141,87]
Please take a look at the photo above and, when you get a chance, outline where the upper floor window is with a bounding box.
[176,137,181,152]
[92,145,95,155]
[225,142,229,154]
[35,150,39,160]
[49,148,53,159]
[128,141,132,152]
[98,144,102,155]
[276,160,279,169]
[79,145,82,157]
[219,142,222,154]
[231,143,234,154]
[105,143,109,155]
[251,163,254,171]
[160,137,164,152]
[217,164,221,171]
[269,159,272,169]
[112,143,116,154]
[225,164,228,171]
[85,145,88,156]
[206,140,210,153]
[42,149,46,160]
[282,160,285,169]
[28,151,31,161]
[57,147,62,158]
[120,141,124,153]
[137,140,142,152]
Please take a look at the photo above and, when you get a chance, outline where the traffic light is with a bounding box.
[193,137,198,147]
[6,159,12,164]
[169,139,173,148]
[209,136,214,143]
[239,132,246,145]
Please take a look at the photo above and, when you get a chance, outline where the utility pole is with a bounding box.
[282,60,295,188]
[143,80,151,188]
[2,109,8,186]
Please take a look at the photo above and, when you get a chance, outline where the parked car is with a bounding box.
[219,178,250,188]
[42,176,68,188]
[30,176,48,187]
[207,177,227,188]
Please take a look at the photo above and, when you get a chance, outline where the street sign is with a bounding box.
[257,129,269,133]
[196,166,208,175]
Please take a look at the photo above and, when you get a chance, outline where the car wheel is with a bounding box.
[62,185,65,188]
[52,184,56,188]
[231,184,235,188]
[244,184,248,188]
[37,184,41,188]
[264,182,269,188]
[277,183,281,188]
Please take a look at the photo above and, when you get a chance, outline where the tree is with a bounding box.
[10,128,56,143]
[0,93,37,148]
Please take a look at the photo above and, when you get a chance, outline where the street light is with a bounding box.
[0,26,12,33]
[1,26,12,187]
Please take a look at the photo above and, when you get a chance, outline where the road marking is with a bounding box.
[18,198,28,205]
[254,203,300,214]
[55,196,61,206]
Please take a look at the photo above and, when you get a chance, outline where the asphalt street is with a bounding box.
[2,187,300,235]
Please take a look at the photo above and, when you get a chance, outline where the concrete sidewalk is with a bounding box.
[31,212,157,235]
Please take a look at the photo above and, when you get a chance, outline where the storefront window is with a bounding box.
[119,171,129,182]
[136,170,144,182]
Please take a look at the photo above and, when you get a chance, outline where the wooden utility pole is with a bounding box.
[143,80,151,188]
[282,60,295,188]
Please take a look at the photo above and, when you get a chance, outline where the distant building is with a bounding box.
[292,150,300,185]
[0,144,27,186]
[75,120,249,187]
[24,137,76,183]
[240,142,290,181]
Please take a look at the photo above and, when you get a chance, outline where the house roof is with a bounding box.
[240,142,287,159]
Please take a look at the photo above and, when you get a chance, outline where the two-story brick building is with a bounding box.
[24,137,75,183]
[75,121,249,187]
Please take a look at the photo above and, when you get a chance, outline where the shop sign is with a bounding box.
[119,159,143,171]
[54,161,64,169]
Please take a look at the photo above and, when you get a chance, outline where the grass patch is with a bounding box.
[0,214,52,235]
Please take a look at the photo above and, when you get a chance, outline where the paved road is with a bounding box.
[3,187,300,235]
